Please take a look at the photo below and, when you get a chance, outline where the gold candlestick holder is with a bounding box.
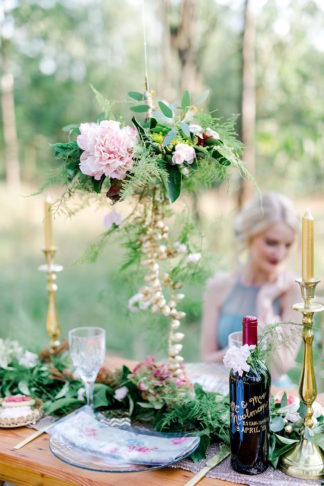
[39,247,63,350]
[280,278,324,480]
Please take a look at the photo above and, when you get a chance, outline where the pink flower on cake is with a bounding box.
[172,143,195,165]
[77,120,137,181]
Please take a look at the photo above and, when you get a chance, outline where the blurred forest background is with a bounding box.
[1,0,324,389]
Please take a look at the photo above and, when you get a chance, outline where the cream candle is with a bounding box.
[301,209,314,282]
[44,195,54,249]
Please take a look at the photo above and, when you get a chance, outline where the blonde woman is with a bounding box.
[201,192,301,379]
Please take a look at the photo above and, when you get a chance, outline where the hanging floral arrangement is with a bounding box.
[48,86,246,372]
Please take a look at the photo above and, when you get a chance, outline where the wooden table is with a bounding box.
[0,356,237,486]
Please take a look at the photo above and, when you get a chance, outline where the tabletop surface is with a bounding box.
[0,356,237,486]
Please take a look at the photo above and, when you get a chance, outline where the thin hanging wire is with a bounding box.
[142,0,149,91]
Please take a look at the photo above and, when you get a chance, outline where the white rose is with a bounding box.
[189,124,203,137]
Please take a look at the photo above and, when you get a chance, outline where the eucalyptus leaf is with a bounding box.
[130,105,151,113]
[158,101,173,118]
[270,416,285,432]
[181,90,191,110]
[128,91,144,101]
[162,129,177,147]
[275,434,298,445]
[180,122,190,138]
[281,392,288,408]
[297,401,307,419]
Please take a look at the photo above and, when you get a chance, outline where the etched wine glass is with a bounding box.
[69,327,106,408]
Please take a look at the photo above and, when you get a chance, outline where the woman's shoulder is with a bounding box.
[205,271,236,296]
[280,271,301,300]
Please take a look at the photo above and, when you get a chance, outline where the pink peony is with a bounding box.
[77,120,137,181]
[172,143,195,165]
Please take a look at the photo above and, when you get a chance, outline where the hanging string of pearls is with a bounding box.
[128,200,188,374]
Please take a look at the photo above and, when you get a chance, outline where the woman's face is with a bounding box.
[249,222,295,275]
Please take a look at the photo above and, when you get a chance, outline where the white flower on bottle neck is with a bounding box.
[223,344,256,377]
[18,351,38,368]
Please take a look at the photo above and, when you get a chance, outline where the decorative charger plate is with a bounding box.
[49,406,200,473]
[0,398,43,428]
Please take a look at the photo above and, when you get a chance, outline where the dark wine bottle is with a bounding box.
[230,315,271,475]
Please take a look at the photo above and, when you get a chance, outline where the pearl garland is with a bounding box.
[136,201,186,374]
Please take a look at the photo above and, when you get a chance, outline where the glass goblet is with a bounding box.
[68,327,106,408]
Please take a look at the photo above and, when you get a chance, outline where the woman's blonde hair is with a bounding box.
[234,192,298,249]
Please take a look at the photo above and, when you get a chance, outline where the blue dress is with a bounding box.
[217,277,282,350]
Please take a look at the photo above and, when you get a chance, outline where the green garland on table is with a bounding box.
[1,339,323,466]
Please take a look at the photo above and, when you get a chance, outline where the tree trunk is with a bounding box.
[1,44,20,190]
[237,0,255,209]
[169,0,201,97]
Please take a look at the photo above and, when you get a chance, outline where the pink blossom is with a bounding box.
[103,210,122,229]
[132,363,142,375]
[138,382,148,391]
[287,395,296,405]
[172,143,195,165]
[144,355,156,366]
[77,120,137,181]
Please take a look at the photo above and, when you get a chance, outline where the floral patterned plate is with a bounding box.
[49,406,200,472]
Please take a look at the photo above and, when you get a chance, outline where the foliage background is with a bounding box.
[0,0,324,390]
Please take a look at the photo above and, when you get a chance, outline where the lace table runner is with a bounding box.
[170,443,322,486]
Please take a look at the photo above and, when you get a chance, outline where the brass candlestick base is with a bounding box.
[39,247,63,350]
[280,279,324,480]
[280,438,324,480]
